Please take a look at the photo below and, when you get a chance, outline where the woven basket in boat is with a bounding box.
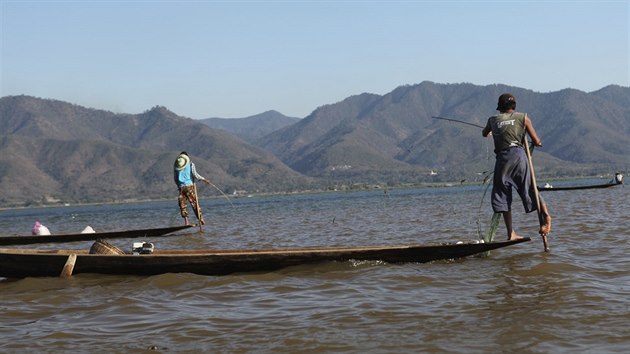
[89,239,126,255]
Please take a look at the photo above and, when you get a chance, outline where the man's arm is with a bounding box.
[524,114,543,146]
[191,163,210,184]
[482,120,492,137]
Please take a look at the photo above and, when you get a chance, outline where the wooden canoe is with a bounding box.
[538,174,623,191]
[0,225,194,246]
[537,180,622,191]
[0,237,530,278]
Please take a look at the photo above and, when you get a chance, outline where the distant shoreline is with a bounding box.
[0,175,620,211]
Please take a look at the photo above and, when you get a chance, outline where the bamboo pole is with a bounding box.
[523,139,550,252]
[193,183,202,232]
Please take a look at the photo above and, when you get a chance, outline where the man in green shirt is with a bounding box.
[482,93,552,240]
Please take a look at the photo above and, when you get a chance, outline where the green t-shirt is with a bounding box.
[485,112,526,153]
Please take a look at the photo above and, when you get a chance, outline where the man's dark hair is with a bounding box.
[496,93,516,111]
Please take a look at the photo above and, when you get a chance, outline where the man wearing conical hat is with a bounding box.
[174,151,211,225]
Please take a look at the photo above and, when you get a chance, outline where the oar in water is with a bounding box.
[193,182,203,232]
[523,139,550,252]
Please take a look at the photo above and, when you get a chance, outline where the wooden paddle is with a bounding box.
[193,182,203,232]
[523,139,550,252]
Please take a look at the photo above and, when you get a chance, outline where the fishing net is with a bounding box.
[483,213,501,243]
[476,171,497,241]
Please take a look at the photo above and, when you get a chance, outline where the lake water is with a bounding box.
[1,181,628,353]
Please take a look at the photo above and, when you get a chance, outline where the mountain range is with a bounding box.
[0,97,310,206]
[1,81,628,207]
[257,82,629,181]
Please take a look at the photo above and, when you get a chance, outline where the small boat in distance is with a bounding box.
[0,238,530,278]
[538,173,623,191]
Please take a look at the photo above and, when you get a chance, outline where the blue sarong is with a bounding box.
[491,147,539,213]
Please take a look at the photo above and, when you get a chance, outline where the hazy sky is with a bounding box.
[1,0,628,119]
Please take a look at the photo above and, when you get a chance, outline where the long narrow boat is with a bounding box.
[0,225,194,246]
[537,181,622,191]
[538,173,623,192]
[0,237,530,278]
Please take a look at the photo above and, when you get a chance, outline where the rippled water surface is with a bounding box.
[1,182,628,353]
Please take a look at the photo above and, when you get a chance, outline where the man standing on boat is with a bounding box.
[482,93,552,240]
[174,151,211,226]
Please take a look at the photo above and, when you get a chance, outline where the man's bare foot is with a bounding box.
[508,232,524,241]
[539,215,552,236]
[199,219,205,226]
